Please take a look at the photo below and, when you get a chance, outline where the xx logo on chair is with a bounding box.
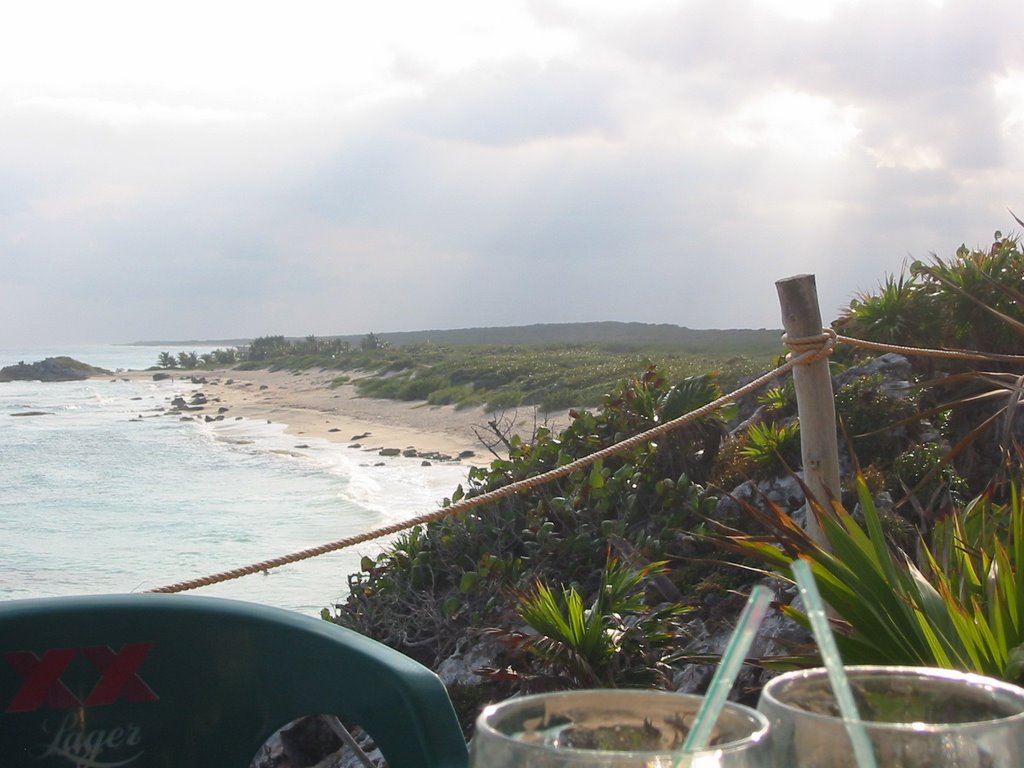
[3,643,159,712]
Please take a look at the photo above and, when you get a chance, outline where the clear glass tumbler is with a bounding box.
[757,665,1024,768]
[469,688,771,768]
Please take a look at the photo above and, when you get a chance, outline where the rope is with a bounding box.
[146,343,828,594]
[835,334,1024,365]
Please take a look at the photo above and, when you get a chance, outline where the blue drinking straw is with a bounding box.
[677,584,773,766]
[792,558,878,768]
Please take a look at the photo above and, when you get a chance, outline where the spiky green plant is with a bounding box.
[913,235,1024,355]
[837,230,1024,356]
[740,420,801,474]
[757,385,795,416]
[838,269,934,345]
[507,556,693,689]
[713,471,1024,682]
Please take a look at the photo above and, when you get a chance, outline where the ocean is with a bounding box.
[0,345,472,615]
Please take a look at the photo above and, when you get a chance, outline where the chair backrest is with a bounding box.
[0,593,468,768]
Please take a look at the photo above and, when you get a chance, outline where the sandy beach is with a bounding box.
[128,367,573,468]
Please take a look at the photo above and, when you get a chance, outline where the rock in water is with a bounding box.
[0,356,112,382]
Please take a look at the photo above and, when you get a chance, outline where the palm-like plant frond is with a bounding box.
[511,557,693,688]
[711,471,1024,682]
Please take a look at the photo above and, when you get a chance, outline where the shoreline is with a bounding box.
[113,367,573,468]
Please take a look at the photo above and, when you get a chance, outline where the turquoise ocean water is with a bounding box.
[0,345,471,615]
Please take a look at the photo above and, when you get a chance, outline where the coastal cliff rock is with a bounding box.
[0,356,111,382]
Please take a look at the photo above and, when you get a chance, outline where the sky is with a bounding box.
[2,0,1022,346]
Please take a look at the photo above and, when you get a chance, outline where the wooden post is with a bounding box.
[776,274,840,551]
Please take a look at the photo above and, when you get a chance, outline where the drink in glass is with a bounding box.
[758,665,1024,768]
[470,688,770,768]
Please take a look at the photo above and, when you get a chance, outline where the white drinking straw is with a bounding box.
[676,584,773,765]
[792,558,878,768]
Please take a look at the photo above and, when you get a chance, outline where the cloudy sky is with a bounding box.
[2,0,1021,346]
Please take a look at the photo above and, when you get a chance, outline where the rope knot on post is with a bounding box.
[782,327,837,365]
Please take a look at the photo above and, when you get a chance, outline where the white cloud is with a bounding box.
[16,96,262,127]
[1,0,1023,346]
[749,0,861,22]
[405,60,618,146]
[994,70,1024,138]
[724,90,861,157]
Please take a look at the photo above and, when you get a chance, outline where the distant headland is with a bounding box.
[0,356,111,382]
[129,321,782,352]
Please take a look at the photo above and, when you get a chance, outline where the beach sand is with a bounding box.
[126,367,573,468]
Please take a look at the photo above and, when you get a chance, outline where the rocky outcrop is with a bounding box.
[0,356,111,382]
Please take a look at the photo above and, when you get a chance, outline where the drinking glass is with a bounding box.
[758,665,1024,768]
[469,688,771,768]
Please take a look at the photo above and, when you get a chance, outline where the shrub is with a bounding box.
[835,230,1024,358]
[486,389,525,410]
[834,374,919,467]
[427,385,477,406]
[892,442,970,511]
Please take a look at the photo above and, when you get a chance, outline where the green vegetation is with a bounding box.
[303,322,783,355]
[351,344,765,412]
[834,229,1024,502]
[836,228,1024,356]
[234,327,783,413]
[333,370,728,676]
[154,347,239,369]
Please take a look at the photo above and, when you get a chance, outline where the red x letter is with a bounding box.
[3,649,80,712]
[81,643,158,706]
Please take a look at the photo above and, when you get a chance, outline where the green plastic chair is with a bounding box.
[0,593,469,768]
